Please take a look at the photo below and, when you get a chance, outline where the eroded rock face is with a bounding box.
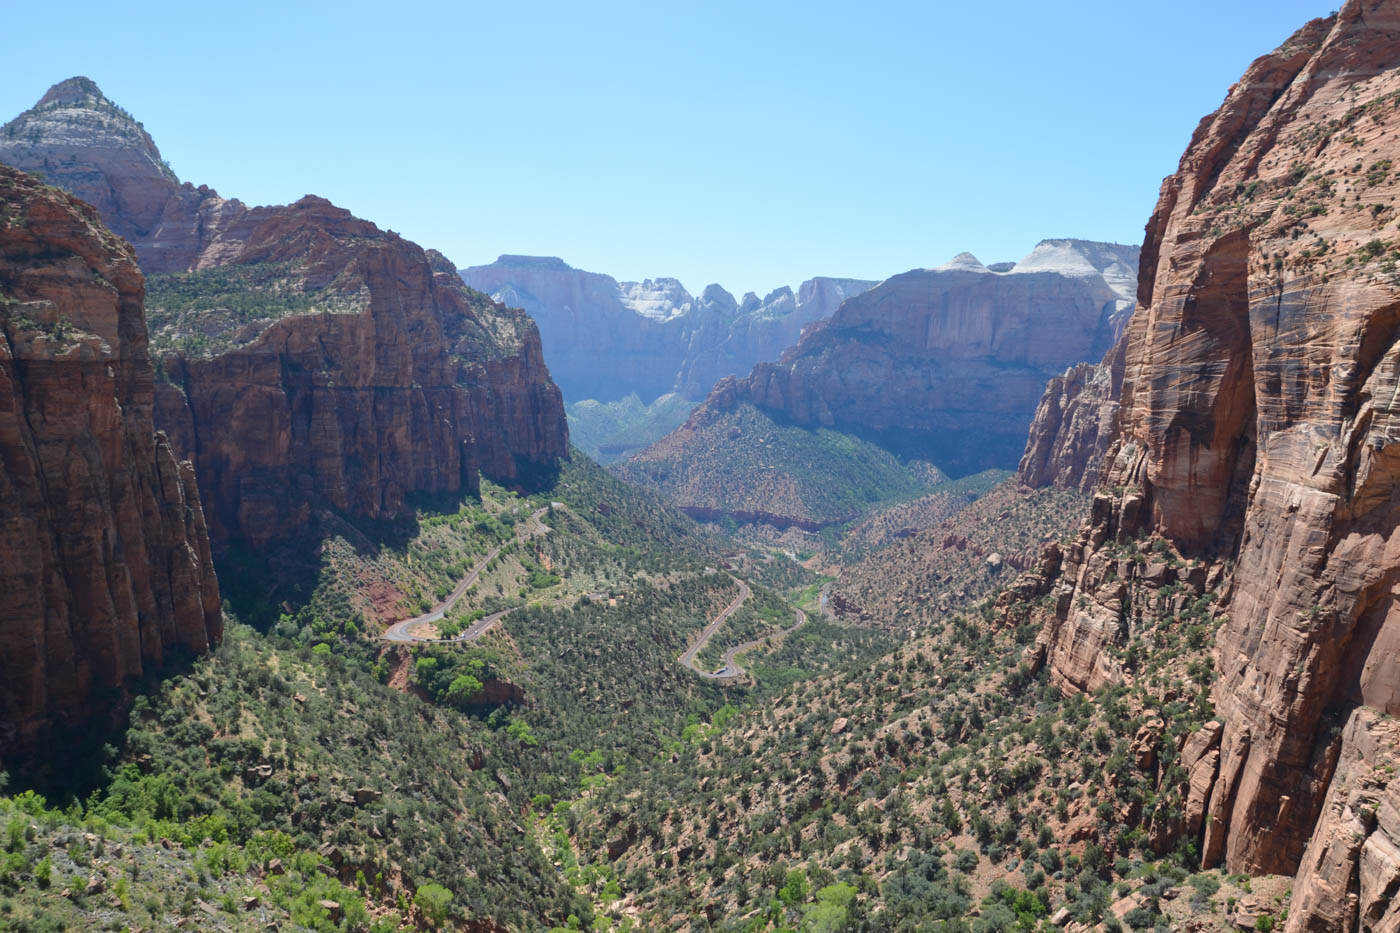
[0,165,220,761]
[459,253,876,402]
[2,79,569,549]
[148,197,569,547]
[1022,0,1400,904]
[1288,709,1400,932]
[1017,334,1126,492]
[677,240,1138,475]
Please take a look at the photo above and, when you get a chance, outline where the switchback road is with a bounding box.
[381,505,555,644]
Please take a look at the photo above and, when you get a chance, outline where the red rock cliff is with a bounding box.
[2,80,569,549]
[149,197,569,547]
[0,164,220,761]
[1016,334,1126,492]
[1021,4,1400,923]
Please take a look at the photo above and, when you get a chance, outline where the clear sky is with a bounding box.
[3,0,1336,297]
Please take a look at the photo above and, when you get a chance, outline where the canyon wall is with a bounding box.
[1016,334,1125,492]
[665,241,1138,477]
[0,165,220,761]
[2,79,569,550]
[1009,5,1400,927]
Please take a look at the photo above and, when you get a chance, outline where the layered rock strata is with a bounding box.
[0,164,220,760]
[2,79,569,549]
[1002,6,1400,922]
[638,240,1139,482]
[146,197,568,547]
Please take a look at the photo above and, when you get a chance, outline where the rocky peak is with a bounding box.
[759,285,795,309]
[699,283,738,315]
[460,255,878,402]
[36,76,106,108]
[1,79,187,258]
[0,80,569,552]
[1006,238,1140,305]
[617,277,695,321]
[934,251,990,273]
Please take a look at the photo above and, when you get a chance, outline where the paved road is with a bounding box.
[381,505,554,644]
[679,578,810,682]
[701,607,808,681]
[678,576,751,676]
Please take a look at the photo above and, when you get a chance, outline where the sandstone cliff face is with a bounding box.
[679,241,1139,475]
[459,253,875,403]
[0,165,220,761]
[148,197,569,548]
[1016,334,1126,492]
[1013,2,1400,915]
[2,80,569,550]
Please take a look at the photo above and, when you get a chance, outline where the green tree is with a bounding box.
[416,882,453,928]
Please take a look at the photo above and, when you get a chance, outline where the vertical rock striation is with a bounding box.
[1013,4,1400,921]
[0,165,220,761]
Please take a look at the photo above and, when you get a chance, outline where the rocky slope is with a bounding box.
[617,399,948,529]
[1,79,569,549]
[0,165,220,762]
[998,5,1400,928]
[459,253,876,404]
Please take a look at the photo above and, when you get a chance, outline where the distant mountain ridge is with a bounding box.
[460,253,877,404]
[619,238,1138,527]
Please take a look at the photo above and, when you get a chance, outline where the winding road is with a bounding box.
[381,504,556,644]
[679,577,809,681]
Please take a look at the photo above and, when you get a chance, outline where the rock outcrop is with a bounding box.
[1017,333,1126,492]
[1005,4,1400,921]
[459,254,876,403]
[2,79,569,549]
[0,77,258,276]
[0,164,220,761]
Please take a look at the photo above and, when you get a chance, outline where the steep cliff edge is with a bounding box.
[1011,4,1400,923]
[146,196,568,548]
[0,165,220,762]
[1,79,569,549]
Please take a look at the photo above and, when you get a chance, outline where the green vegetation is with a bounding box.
[0,440,1267,930]
[619,403,948,527]
[567,392,697,463]
[145,261,367,356]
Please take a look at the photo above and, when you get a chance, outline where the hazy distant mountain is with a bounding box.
[620,238,1140,527]
[459,255,877,404]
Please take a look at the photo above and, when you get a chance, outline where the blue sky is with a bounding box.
[4,0,1335,297]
